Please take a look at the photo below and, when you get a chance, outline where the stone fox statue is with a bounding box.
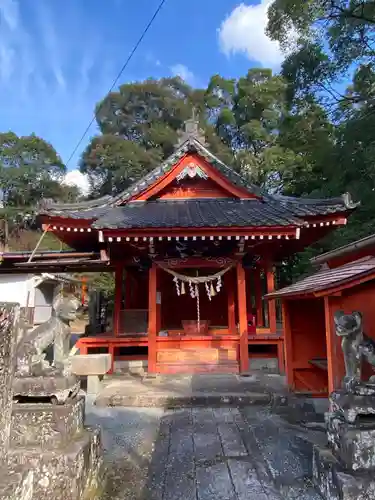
[334,310,375,388]
[15,295,81,377]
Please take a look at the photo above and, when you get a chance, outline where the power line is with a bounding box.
[65,0,167,168]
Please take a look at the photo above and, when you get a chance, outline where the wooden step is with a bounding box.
[157,348,237,364]
[155,363,239,374]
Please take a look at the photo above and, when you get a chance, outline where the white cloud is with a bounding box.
[63,170,90,197]
[170,64,195,84]
[0,1,116,167]
[218,1,286,68]
[0,0,19,31]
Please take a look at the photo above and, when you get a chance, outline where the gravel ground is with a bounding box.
[85,397,164,500]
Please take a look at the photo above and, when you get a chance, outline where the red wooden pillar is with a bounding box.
[266,263,277,333]
[148,263,158,373]
[254,266,263,328]
[282,301,293,388]
[113,264,123,337]
[226,270,236,334]
[237,261,249,373]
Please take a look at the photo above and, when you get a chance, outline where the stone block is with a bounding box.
[10,396,85,448]
[313,444,341,500]
[327,414,375,471]
[0,466,33,500]
[87,375,101,395]
[249,357,278,373]
[114,359,147,375]
[313,444,375,500]
[13,374,80,404]
[71,354,111,375]
[8,427,102,500]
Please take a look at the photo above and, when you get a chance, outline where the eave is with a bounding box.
[266,257,375,301]
[0,250,110,274]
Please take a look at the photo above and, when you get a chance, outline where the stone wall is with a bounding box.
[0,303,19,463]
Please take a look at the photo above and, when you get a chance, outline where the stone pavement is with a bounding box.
[95,373,288,407]
[86,397,326,500]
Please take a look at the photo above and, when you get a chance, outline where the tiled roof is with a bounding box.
[44,194,356,227]
[266,257,375,299]
[39,137,358,222]
[91,199,305,229]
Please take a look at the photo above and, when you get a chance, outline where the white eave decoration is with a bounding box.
[176,163,208,182]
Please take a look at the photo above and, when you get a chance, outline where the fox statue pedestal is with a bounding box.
[7,297,104,500]
[313,311,375,500]
[0,304,34,500]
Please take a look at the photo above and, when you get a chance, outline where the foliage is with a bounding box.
[263,0,375,273]
[82,69,332,197]
[80,77,202,197]
[0,132,80,243]
[6,23,375,283]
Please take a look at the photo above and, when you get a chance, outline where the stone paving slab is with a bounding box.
[85,391,325,500]
[96,373,287,408]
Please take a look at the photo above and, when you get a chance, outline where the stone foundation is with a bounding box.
[11,397,85,448]
[0,466,33,500]
[8,397,103,500]
[313,389,375,499]
[313,445,375,500]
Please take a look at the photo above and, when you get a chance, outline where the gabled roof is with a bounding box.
[266,256,375,299]
[40,137,264,216]
[39,129,359,228]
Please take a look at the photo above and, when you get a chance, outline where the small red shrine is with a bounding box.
[267,234,375,397]
[38,119,357,375]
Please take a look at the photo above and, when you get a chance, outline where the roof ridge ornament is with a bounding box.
[342,192,361,210]
[176,109,207,148]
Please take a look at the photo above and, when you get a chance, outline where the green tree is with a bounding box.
[0,132,79,208]
[205,68,330,193]
[81,77,203,196]
[0,131,79,246]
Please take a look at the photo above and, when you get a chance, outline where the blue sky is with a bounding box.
[0,0,284,193]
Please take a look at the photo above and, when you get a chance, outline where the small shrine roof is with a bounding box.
[266,256,375,299]
[0,250,109,273]
[310,232,375,268]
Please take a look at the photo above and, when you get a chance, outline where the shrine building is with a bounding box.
[36,120,357,375]
[267,233,375,397]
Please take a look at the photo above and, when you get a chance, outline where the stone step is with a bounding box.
[114,359,147,375]
[10,396,85,449]
[95,390,270,407]
[8,427,102,500]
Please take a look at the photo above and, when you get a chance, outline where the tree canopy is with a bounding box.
[0,132,79,249]
[5,8,375,278]
[265,0,375,257]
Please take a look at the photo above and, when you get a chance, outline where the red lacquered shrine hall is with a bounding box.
[39,120,357,375]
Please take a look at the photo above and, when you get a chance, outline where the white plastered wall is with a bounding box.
[0,274,36,307]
